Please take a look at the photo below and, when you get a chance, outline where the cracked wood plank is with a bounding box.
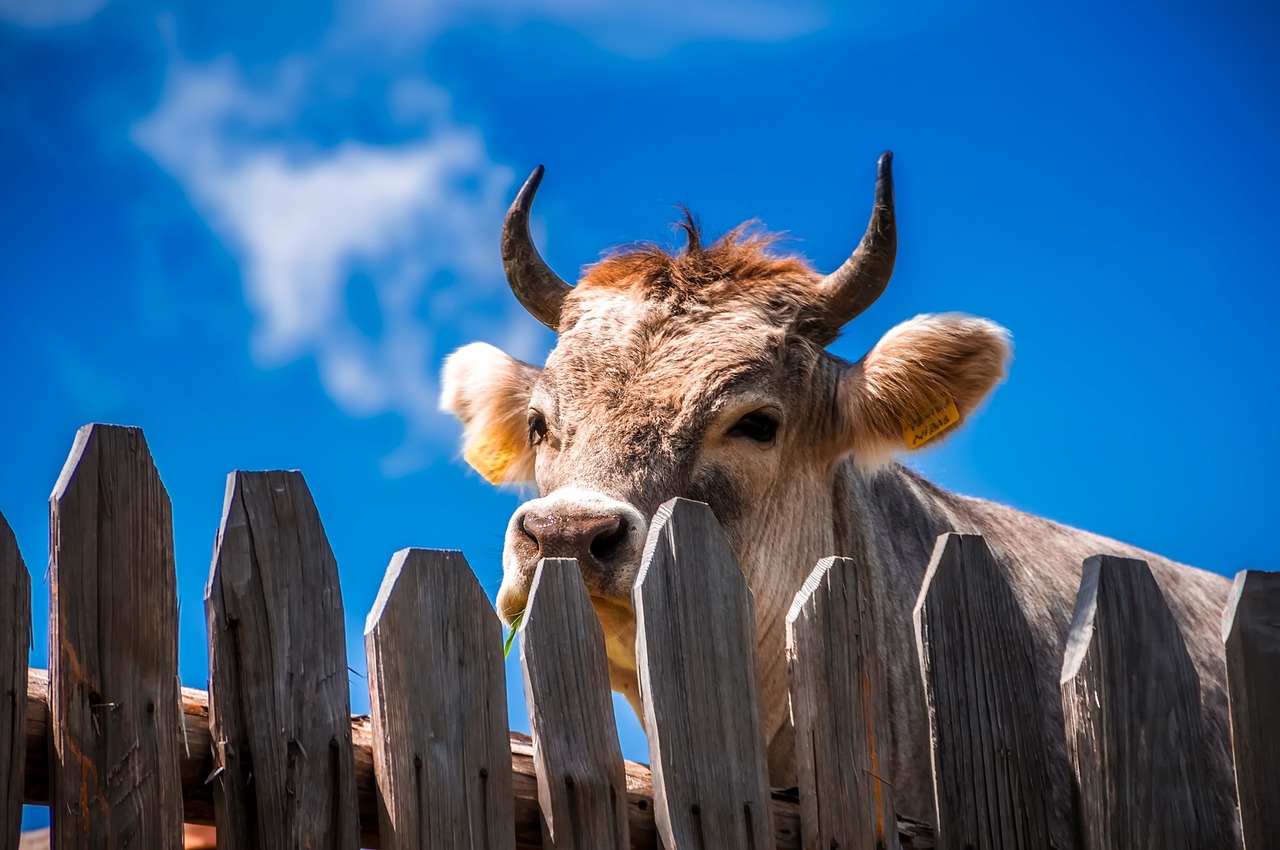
[48,424,183,847]
[205,470,359,850]
[0,510,30,850]
[363,548,515,850]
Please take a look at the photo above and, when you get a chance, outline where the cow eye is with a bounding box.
[727,411,778,443]
[528,410,549,447]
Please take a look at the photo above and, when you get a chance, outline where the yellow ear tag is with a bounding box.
[901,393,961,449]
[464,429,524,484]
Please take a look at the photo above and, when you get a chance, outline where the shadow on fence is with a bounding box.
[1,423,1276,849]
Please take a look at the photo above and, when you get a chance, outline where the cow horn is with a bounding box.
[817,151,897,328]
[502,165,572,331]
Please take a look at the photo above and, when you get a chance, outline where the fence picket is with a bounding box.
[521,557,630,849]
[0,512,29,850]
[1060,554,1229,849]
[634,497,775,850]
[786,556,898,850]
[1222,569,1280,850]
[48,424,184,847]
[363,548,516,850]
[205,470,359,849]
[912,533,1063,850]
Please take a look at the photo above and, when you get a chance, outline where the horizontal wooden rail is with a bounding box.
[19,668,933,849]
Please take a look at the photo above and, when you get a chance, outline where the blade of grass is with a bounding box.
[503,610,524,659]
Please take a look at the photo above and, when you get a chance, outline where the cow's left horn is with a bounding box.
[817,151,897,329]
[502,165,572,331]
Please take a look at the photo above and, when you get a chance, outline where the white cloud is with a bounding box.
[0,0,113,28]
[133,58,537,470]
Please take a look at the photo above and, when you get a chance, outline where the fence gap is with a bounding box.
[634,497,775,850]
[0,511,30,850]
[913,532,1064,850]
[363,548,515,850]
[48,424,184,846]
[1222,569,1280,849]
[1060,554,1229,849]
[787,556,899,850]
[520,557,630,849]
[205,470,359,849]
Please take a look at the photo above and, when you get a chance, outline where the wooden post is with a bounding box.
[787,556,898,850]
[205,471,359,849]
[363,548,516,850]
[912,533,1063,850]
[48,424,184,847]
[521,558,630,849]
[1060,555,1229,850]
[0,512,30,850]
[634,497,775,850]
[1222,569,1280,850]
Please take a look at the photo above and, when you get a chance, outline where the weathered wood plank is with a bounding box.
[1060,554,1229,850]
[364,548,516,850]
[1222,569,1280,850]
[787,556,898,850]
[205,470,359,850]
[48,424,184,847]
[0,512,30,850]
[634,497,775,850]
[521,558,629,849]
[912,533,1063,850]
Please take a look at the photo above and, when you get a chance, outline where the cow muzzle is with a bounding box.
[497,487,648,625]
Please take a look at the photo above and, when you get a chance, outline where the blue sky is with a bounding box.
[2,0,1277,828]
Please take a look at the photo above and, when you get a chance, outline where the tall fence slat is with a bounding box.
[1222,569,1280,849]
[912,533,1063,850]
[786,556,898,850]
[1060,554,1228,849]
[634,497,775,850]
[0,511,30,850]
[363,548,516,850]
[205,470,359,850]
[48,424,184,847]
[521,558,630,850]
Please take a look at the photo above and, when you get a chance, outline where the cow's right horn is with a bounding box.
[502,165,572,331]
[815,151,897,333]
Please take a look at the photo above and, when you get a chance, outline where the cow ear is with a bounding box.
[838,314,1011,468]
[440,342,541,485]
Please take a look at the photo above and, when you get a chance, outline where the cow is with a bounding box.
[440,153,1238,845]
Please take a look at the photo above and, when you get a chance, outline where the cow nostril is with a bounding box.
[590,516,629,562]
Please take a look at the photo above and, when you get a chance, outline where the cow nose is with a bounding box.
[519,511,631,565]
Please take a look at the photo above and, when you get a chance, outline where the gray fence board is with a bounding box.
[364,548,516,850]
[1222,569,1280,850]
[205,470,359,850]
[48,424,184,847]
[1060,554,1229,849]
[0,511,29,850]
[521,557,630,849]
[913,533,1062,850]
[787,556,898,850]
[634,497,774,850]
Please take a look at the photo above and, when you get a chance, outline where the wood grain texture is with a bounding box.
[912,533,1065,850]
[1060,554,1229,850]
[0,512,30,850]
[521,558,630,850]
[1222,569,1280,850]
[48,424,184,847]
[364,548,516,850]
[786,556,898,850]
[205,470,359,850]
[634,497,775,850]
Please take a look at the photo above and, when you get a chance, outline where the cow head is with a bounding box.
[441,154,1011,778]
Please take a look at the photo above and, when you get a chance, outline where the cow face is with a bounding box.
[440,155,1011,743]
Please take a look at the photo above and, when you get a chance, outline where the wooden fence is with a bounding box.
[0,423,1276,849]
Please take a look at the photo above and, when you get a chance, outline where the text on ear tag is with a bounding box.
[465,429,523,484]
[901,393,960,449]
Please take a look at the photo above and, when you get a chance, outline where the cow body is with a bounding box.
[441,156,1240,844]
